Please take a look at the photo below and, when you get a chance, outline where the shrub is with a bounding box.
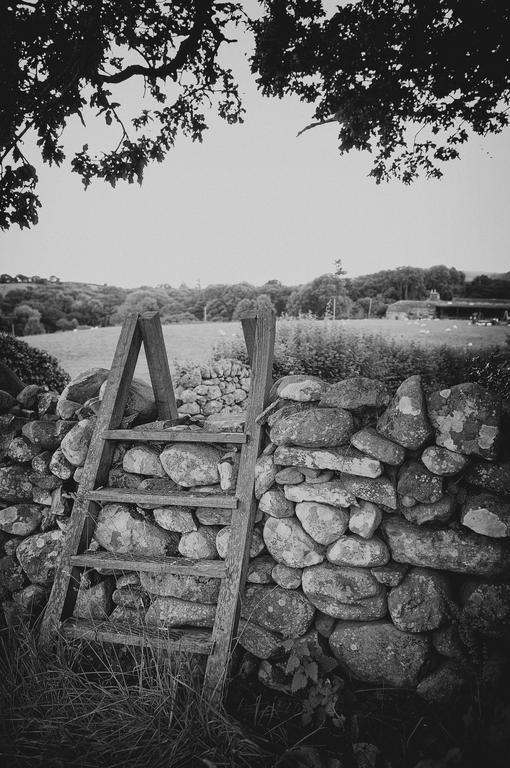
[212,319,510,396]
[0,333,70,390]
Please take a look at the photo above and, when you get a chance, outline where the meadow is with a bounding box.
[22,317,508,379]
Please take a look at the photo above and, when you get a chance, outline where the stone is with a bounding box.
[122,446,166,477]
[247,555,275,584]
[32,488,52,506]
[329,621,433,687]
[464,461,510,495]
[416,662,470,705]
[112,586,149,609]
[397,461,443,504]
[116,573,140,589]
[203,413,246,432]
[421,446,469,476]
[32,451,51,474]
[241,585,315,636]
[60,419,95,466]
[320,377,390,411]
[22,420,73,451]
[0,504,42,536]
[237,619,283,659]
[94,503,178,556]
[263,517,324,568]
[267,402,313,429]
[0,554,26,594]
[377,375,432,450]
[140,571,220,603]
[57,368,109,416]
[7,436,39,463]
[388,567,451,632]
[284,481,355,508]
[327,535,389,568]
[341,474,397,510]
[153,507,197,533]
[315,611,336,638]
[108,467,143,490]
[328,591,388,621]
[432,624,465,661]
[371,562,408,587]
[427,383,501,460]
[275,467,304,485]
[461,492,510,538]
[272,563,302,590]
[461,580,510,638]
[218,461,235,491]
[350,427,406,466]
[178,526,220,559]
[100,377,157,421]
[402,496,454,526]
[195,507,232,526]
[349,501,382,538]
[295,501,349,545]
[305,470,334,484]
[74,579,114,620]
[274,445,381,478]
[254,454,277,499]
[302,563,381,616]
[270,374,326,402]
[381,517,510,576]
[270,408,354,448]
[146,596,216,628]
[12,583,48,614]
[258,489,294,518]
[109,605,146,626]
[0,465,33,502]
[137,477,179,507]
[16,529,64,586]
[58,400,82,419]
[0,390,17,413]
[160,444,221,487]
[48,447,73,480]
[16,384,41,409]
[216,526,264,559]
[37,391,58,416]
[29,470,61,491]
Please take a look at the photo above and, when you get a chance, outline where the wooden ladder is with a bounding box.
[39,309,275,702]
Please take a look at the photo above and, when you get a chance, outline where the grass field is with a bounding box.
[23,318,509,379]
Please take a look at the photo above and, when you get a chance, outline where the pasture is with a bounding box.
[23,317,508,379]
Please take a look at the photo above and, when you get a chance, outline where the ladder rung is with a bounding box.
[103,429,247,444]
[71,551,226,578]
[61,618,214,655]
[82,488,238,509]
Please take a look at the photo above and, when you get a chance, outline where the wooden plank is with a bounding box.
[103,429,247,444]
[240,314,257,366]
[71,551,226,578]
[62,618,213,655]
[39,314,143,645]
[139,312,178,420]
[83,487,238,509]
[205,308,275,702]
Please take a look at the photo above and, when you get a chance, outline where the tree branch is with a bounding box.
[98,0,214,85]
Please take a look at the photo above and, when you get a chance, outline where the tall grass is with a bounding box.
[0,625,271,768]
[213,318,510,396]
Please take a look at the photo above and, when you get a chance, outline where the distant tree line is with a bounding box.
[0,266,508,336]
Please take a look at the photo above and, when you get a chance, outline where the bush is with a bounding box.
[213,319,510,396]
[0,333,70,390]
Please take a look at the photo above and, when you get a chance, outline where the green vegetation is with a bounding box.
[215,319,510,397]
[1,266,509,336]
[0,333,69,390]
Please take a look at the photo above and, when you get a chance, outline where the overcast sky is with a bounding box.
[1,15,509,289]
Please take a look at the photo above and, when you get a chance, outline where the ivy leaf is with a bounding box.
[291,669,308,693]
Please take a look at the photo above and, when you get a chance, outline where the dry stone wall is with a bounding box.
[1,365,510,704]
[174,359,250,418]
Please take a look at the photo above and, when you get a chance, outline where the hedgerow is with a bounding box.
[0,333,70,390]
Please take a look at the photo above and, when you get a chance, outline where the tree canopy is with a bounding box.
[2,0,509,229]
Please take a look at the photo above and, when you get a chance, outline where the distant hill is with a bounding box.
[464,271,510,282]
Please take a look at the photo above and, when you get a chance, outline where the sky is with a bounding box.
[1,11,509,289]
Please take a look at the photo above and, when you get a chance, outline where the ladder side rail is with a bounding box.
[138,311,178,420]
[204,309,275,700]
[240,312,257,366]
[39,314,143,643]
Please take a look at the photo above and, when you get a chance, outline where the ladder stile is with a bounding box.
[38,309,276,704]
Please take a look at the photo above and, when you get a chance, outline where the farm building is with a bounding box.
[387,298,510,321]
